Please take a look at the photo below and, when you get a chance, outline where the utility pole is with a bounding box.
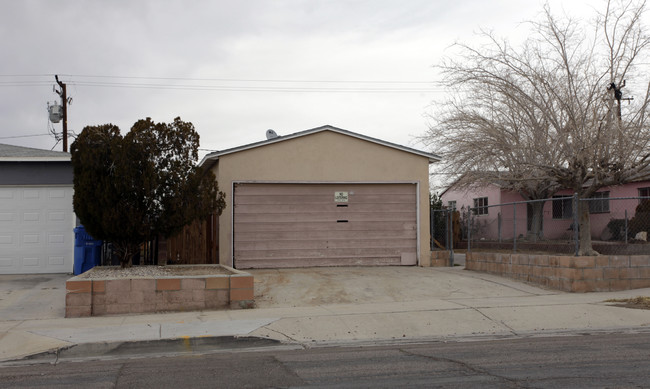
[54,75,68,152]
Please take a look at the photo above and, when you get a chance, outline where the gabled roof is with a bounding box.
[199,125,441,170]
[0,143,71,162]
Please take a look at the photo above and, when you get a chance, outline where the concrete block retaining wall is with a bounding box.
[466,252,650,292]
[431,251,451,267]
[65,265,254,318]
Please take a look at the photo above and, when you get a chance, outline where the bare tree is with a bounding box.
[426,0,650,255]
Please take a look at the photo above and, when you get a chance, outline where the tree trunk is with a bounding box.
[577,200,598,256]
[114,242,139,268]
[527,202,544,242]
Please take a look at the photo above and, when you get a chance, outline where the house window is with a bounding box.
[552,196,572,219]
[447,201,456,210]
[639,187,650,203]
[589,191,610,214]
[473,197,488,215]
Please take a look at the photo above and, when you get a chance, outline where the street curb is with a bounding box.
[6,326,650,367]
[4,336,291,366]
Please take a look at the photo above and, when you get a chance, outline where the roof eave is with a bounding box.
[0,157,71,162]
[198,125,441,166]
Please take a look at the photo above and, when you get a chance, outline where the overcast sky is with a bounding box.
[0,0,625,166]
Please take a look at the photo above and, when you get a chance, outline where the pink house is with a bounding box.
[440,180,650,241]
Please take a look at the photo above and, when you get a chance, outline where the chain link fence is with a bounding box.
[433,196,650,256]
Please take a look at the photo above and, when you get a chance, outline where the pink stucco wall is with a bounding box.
[440,181,650,241]
[440,184,503,240]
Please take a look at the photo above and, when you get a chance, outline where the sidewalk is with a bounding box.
[2,263,650,363]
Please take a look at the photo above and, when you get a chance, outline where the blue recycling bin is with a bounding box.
[73,225,103,275]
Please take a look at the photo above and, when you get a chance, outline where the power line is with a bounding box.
[67,81,442,93]
[58,73,437,85]
[0,73,446,94]
[0,133,51,140]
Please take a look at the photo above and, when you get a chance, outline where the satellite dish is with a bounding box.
[266,129,279,140]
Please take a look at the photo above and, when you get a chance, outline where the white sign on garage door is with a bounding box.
[0,186,74,274]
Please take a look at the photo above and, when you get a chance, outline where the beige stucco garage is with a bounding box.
[199,125,440,269]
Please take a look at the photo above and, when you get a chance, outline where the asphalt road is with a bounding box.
[1,333,649,388]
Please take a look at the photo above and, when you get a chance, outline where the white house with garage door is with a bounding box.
[199,125,441,269]
[0,144,75,274]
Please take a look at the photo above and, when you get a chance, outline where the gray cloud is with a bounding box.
[0,0,614,155]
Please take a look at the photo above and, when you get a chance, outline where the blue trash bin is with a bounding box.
[73,225,103,275]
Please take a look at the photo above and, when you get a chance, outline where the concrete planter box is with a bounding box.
[65,265,254,318]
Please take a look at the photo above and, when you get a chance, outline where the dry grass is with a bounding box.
[605,296,650,310]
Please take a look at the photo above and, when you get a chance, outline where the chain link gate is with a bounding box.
[431,208,454,266]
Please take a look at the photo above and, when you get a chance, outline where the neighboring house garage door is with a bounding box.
[0,186,74,274]
[233,183,418,269]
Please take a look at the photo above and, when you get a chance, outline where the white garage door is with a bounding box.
[0,186,74,274]
[233,183,418,269]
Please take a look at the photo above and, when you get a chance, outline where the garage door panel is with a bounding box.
[234,183,413,195]
[234,211,416,223]
[235,237,417,251]
[237,256,401,268]
[234,202,417,214]
[235,194,416,205]
[0,211,15,222]
[235,221,416,232]
[234,183,418,269]
[236,247,407,259]
[0,257,14,268]
[0,186,73,274]
[235,229,416,241]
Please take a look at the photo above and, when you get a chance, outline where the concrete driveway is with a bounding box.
[250,265,555,309]
[0,265,553,322]
[0,274,68,321]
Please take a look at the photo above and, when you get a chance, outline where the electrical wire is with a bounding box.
[0,133,52,140]
[0,74,444,93]
[57,73,438,85]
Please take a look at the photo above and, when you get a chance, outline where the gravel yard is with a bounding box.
[77,265,232,279]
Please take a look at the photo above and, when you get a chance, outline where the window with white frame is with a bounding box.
[473,197,488,215]
[447,200,456,210]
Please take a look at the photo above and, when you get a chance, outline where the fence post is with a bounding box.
[513,203,517,252]
[573,193,579,256]
[430,209,435,251]
[444,211,449,250]
[467,208,472,252]
[448,210,454,266]
[625,209,627,244]
[498,212,502,243]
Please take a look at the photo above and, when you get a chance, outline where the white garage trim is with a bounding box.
[231,181,420,268]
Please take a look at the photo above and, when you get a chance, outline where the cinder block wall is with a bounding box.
[431,251,451,267]
[66,271,254,318]
[466,252,650,292]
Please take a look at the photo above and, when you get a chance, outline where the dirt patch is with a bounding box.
[78,265,232,279]
[605,296,650,310]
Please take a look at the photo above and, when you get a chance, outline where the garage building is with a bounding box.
[199,125,440,269]
[0,144,74,274]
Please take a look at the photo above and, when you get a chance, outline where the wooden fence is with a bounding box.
[161,213,219,265]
